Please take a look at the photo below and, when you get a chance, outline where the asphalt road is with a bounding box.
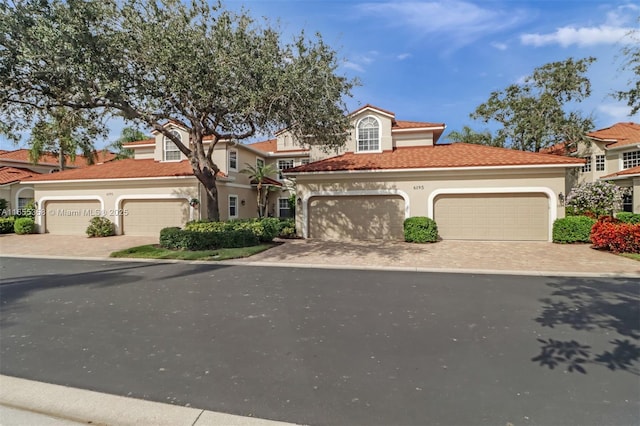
[0,258,638,426]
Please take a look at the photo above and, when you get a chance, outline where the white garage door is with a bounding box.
[434,193,549,241]
[45,200,101,235]
[121,199,189,236]
[309,195,405,240]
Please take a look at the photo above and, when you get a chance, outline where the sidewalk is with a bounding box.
[0,375,298,426]
[1,234,639,276]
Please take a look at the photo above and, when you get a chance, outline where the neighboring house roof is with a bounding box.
[0,166,35,185]
[587,122,640,149]
[601,165,640,179]
[285,143,585,173]
[22,159,226,182]
[0,149,116,168]
[122,138,155,147]
[349,104,396,118]
[250,176,283,187]
[539,141,575,155]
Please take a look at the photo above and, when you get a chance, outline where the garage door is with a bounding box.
[309,195,405,240]
[121,199,189,236]
[45,200,101,235]
[434,193,549,241]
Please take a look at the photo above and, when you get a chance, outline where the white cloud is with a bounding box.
[357,1,526,47]
[598,103,640,122]
[397,53,412,60]
[343,61,365,72]
[605,4,640,26]
[490,41,508,51]
[521,25,635,47]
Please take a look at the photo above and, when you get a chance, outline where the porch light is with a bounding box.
[558,192,564,206]
[241,199,246,206]
[296,197,302,206]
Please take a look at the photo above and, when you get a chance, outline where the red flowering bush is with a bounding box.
[590,218,640,253]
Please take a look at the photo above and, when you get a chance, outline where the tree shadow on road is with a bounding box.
[532,277,640,375]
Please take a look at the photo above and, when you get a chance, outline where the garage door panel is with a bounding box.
[434,193,549,241]
[309,195,404,241]
[122,199,189,236]
[45,200,101,235]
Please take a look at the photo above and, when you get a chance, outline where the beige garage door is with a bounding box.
[45,200,101,235]
[434,193,549,241]
[122,199,189,236]
[309,195,405,240]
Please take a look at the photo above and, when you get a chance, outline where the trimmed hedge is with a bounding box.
[0,217,15,234]
[591,219,640,253]
[86,217,116,237]
[185,217,282,243]
[14,217,35,234]
[404,216,438,243]
[552,216,597,243]
[616,212,640,224]
[160,226,259,250]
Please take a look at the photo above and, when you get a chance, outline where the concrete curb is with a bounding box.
[0,375,298,426]
[1,253,639,278]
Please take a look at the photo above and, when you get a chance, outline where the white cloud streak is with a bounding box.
[521,25,636,47]
[357,1,526,47]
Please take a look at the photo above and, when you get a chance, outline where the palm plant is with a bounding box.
[241,162,279,217]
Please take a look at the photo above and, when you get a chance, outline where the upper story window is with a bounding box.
[357,116,380,152]
[301,158,310,165]
[228,150,238,171]
[256,158,265,169]
[164,130,181,161]
[623,150,640,169]
[278,159,294,170]
[581,156,591,173]
[595,155,605,172]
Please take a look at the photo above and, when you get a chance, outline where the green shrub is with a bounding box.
[0,198,8,214]
[159,226,259,250]
[0,216,15,234]
[404,217,438,243]
[185,218,281,243]
[278,218,296,238]
[14,217,35,234]
[552,216,596,243]
[86,216,116,237]
[17,200,37,218]
[616,212,640,224]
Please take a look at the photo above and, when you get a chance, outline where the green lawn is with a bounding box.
[110,243,275,261]
[620,253,640,261]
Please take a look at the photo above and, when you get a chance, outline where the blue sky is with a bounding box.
[2,0,639,150]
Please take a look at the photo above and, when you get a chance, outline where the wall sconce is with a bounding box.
[241,199,246,206]
[296,197,302,206]
[558,192,565,206]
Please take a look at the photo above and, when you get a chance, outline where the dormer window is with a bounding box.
[357,116,380,152]
[164,130,181,161]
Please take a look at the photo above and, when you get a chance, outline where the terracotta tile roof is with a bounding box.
[250,176,283,187]
[247,139,277,152]
[587,122,640,149]
[539,142,574,155]
[285,143,585,173]
[601,165,640,179]
[0,149,116,167]
[21,159,228,182]
[392,120,445,129]
[122,138,155,147]
[349,104,396,117]
[0,166,36,185]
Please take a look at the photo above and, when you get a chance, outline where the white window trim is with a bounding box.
[426,187,557,243]
[228,194,239,219]
[164,131,182,162]
[14,186,34,211]
[581,156,592,173]
[595,155,605,172]
[355,115,382,154]
[229,150,238,172]
[301,189,410,238]
[278,159,295,170]
[278,197,291,218]
[621,150,640,169]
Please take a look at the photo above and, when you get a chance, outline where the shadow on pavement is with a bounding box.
[532,276,640,375]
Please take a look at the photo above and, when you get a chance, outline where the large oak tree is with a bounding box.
[471,57,596,152]
[0,0,354,220]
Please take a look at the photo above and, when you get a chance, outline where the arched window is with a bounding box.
[164,130,181,161]
[357,116,380,152]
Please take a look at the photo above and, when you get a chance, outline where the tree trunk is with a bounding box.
[193,167,220,221]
